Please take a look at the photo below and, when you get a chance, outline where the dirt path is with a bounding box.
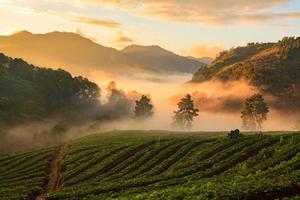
[36,146,65,200]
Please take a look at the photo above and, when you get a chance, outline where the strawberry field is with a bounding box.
[1,131,300,200]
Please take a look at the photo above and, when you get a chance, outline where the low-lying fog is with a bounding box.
[90,70,298,131]
[1,70,299,153]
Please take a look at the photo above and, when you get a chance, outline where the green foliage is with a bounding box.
[50,122,69,136]
[172,94,199,130]
[277,37,300,59]
[2,131,300,199]
[241,93,269,131]
[0,146,57,200]
[134,95,154,119]
[0,53,100,124]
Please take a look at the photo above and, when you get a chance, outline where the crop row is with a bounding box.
[48,137,280,199]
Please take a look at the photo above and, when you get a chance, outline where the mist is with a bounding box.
[1,70,299,153]
[89,70,299,132]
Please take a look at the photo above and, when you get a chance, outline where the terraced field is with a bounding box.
[1,130,300,200]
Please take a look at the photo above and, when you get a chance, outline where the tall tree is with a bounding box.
[293,119,300,131]
[241,93,269,132]
[134,95,154,119]
[172,94,199,130]
[104,81,134,118]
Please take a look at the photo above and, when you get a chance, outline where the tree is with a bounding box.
[134,95,154,119]
[104,81,134,118]
[172,94,199,130]
[241,93,269,132]
[0,53,101,124]
[293,119,300,131]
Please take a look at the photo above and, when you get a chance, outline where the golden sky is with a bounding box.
[0,0,299,57]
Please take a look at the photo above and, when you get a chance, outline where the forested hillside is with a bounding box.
[0,53,100,125]
[192,37,300,111]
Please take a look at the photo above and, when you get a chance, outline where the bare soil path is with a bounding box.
[36,145,65,200]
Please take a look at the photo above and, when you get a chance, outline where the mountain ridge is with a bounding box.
[0,31,206,76]
[121,44,205,73]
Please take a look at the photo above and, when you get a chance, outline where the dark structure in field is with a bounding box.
[228,129,240,139]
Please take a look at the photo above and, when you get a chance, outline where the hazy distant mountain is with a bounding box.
[122,45,206,73]
[191,37,300,111]
[0,31,127,76]
[186,56,214,64]
[0,31,205,76]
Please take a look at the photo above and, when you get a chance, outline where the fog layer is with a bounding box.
[1,71,299,153]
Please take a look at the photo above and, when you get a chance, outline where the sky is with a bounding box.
[0,0,299,58]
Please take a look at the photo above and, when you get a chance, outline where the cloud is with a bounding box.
[233,12,300,25]
[71,16,121,28]
[75,0,300,26]
[115,31,133,43]
[32,7,121,28]
[75,27,98,42]
[112,31,134,48]
[190,45,224,58]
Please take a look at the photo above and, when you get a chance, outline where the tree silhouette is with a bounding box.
[173,94,199,130]
[241,93,269,132]
[134,95,154,119]
[105,81,133,118]
[293,119,300,131]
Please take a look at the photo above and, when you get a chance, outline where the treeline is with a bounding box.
[0,53,100,125]
[134,93,271,132]
[277,36,300,59]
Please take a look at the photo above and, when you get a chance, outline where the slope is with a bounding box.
[122,45,206,73]
[191,37,300,111]
[0,31,205,75]
[0,52,100,125]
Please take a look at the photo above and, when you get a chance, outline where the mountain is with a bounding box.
[191,37,300,110]
[0,31,126,76]
[0,31,205,76]
[122,45,206,73]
